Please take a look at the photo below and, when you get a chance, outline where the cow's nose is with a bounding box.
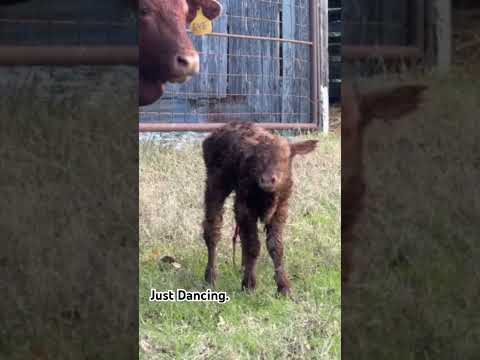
[173,52,199,77]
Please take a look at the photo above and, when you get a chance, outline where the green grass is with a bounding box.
[139,133,341,359]
[343,66,480,359]
[1,66,138,359]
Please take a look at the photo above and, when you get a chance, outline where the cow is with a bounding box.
[201,122,318,296]
[342,83,427,284]
[137,0,222,106]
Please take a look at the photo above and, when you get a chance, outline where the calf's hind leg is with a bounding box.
[203,173,231,286]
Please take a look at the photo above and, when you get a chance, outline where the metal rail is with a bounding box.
[342,45,423,59]
[0,46,137,65]
[139,122,318,132]
[190,31,313,46]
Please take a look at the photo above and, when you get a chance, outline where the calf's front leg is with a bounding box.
[235,204,260,292]
[265,202,291,295]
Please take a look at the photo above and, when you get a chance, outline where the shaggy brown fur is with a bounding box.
[202,122,318,295]
[342,83,427,284]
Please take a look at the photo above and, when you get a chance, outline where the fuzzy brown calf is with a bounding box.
[202,122,318,295]
[342,83,427,284]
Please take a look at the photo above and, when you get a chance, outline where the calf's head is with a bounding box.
[247,138,318,193]
[137,0,222,106]
[341,83,427,284]
[342,83,427,182]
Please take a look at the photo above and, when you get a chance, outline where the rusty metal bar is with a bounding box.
[0,46,138,65]
[189,31,313,46]
[139,122,318,133]
[342,45,423,59]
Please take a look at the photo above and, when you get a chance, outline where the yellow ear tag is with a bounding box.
[190,8,213,36]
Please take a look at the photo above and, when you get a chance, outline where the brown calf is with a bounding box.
[202,122,318,295]
[342,83,427,284]
[137,0,222,105]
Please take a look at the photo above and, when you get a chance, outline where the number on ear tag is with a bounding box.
[190,8,213,36]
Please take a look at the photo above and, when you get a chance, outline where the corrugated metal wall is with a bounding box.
[0,0,136,45]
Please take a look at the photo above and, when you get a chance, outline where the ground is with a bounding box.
[139,132,341,359]
[1,66,138,359]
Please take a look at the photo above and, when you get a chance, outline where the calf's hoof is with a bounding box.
[241,276,257,292]
[204,267,217,287]
[277,286,291,297]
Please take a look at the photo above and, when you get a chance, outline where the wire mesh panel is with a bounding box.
[0,0,136,46]
[140,0,315,125]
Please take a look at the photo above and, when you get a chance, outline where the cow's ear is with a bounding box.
[290,140,318,157]
[360,85,427,122]
[187,0,222,22]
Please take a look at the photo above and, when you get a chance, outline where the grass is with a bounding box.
[139,132,340,359]
[343,65,480,359]
[1,66,138,359]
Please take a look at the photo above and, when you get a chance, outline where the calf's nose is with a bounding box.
[260,174,278,189]
[172,52,200,78]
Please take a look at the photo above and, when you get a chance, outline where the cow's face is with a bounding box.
[138,0,222,106]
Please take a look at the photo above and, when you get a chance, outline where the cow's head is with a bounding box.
[137,0,222,106]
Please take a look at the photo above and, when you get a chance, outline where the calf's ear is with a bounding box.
[187,0,222,22]
[290,140,318,157]
[361,84,427,122]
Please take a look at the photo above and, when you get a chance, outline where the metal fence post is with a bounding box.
[309,0,320,129]
[318,0,329,133]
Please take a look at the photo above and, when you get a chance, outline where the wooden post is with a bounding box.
[410,0,425,54]
[436,0,452,72]
[318,0,329,133]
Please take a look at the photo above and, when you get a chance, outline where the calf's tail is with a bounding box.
[232,224,239,266]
